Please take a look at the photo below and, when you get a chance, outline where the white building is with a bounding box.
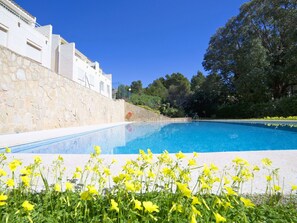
[0,0,52,68]
[51,35,112,98]
[0,0,112,98]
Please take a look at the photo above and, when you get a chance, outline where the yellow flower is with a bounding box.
[22,200,34,212]
[66,182,73,191]
[54,183,61,192]
[261,158,272,166]
[203,164,211,176]
[253,165,260,171]
[210,163,219,171]
[274,185,281,192]
[75,166,82,173]
[191,205,202,217]
[224,186,238,196]
[73,172,81,179]
[291,184,297,191]
[266,175,272,182]
[169,202,183,213]
[0,168,7,177]
[0,194,8,206]
[176,182,191,198]
[200,179,211,190]
[191,213,197,223]
[134,199,143,211]
[232,157,248,166]
[188,159,197,166]
[214,212,226,223]
[143,201,159,213]
[148,170,156,178]
[57,155,64,161]
[5,147,11,153]
[80,191,91,200]
[94,146,101,155]
[34,156,42,164]
[20,167,31,176]
[240,197,255,208]
[21,176,30,187]
[232,176,241,182]
[110,199,119,212]
[223,176,230,185]
[192,196,202,205]
[175,151,186,159]
[6,178,15,187]
[8,159,22,172]
[125,181,136,192]
[193,152,199,158]
[104,168,111,176]
[87,185,98,195]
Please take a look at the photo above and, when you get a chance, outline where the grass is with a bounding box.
[0,147,297,222]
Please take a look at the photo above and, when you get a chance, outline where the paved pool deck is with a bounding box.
[0,122,129,148]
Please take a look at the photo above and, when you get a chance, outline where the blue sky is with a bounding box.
[16,0,248,87]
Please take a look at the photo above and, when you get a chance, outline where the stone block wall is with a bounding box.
[124,102,172,122]
[0,46,125,133]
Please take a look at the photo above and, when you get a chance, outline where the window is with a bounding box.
[0,24,8,47]
[26,40,42,63]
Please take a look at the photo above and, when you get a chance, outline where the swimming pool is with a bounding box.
[3,121,297,154]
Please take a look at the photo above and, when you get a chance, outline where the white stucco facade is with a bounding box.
[0,0,52,68]
[0,0,112,99]
[51,34,112,98]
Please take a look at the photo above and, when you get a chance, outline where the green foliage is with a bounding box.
[129,93,162,110]
[130,80,143,94]
[203,0,297,101]
[1,149,297,222]
[145,78,168,101]
[217,96,297,118]
[116,84,130,100]
[190,71,206,92]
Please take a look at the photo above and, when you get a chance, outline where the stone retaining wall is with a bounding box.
[0,46,125,133]
[0,46,188,134]
[124,102,191,122]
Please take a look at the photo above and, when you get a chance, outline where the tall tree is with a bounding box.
[191,71,206,92]
[203,0,297,100]
[145,78,168,101]
[130,80,143,94]
[164,73,191,108]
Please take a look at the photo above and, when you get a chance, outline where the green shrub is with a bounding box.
[217,96,297,119]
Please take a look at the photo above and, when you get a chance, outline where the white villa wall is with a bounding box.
[0,0,112,99]
[0,1,52,68]
[59,43,75,79]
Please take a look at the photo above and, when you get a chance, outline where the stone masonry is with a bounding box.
[0,46,183,134]
[0,46,125,133]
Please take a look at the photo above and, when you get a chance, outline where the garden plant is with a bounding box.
[0,147,297,222]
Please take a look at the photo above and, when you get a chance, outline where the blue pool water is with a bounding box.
[3,121,297,154]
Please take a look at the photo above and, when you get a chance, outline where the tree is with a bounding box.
[191,71,206,92]
[163,73,191,108]
[186,73,229,117]
[130,80,143,94]
[145,78,168,101]
[116,84,130,99]
[203,0,297,101]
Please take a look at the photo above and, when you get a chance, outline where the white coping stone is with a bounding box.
[0,122,129,148]
[4,150,297,194]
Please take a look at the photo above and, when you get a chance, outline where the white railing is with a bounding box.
[0,1,40,27]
